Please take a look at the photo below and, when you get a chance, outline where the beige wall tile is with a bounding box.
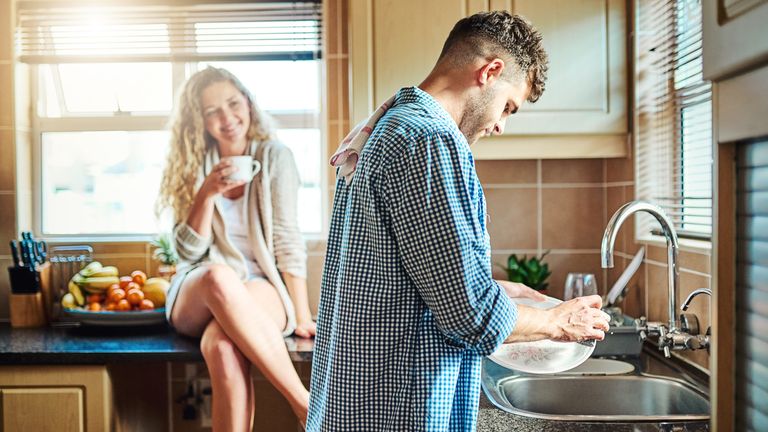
[606,186,626,252]
[485,188,537,250]
[607,256,646,319]
[327,59,340,120]
[475,160,537,184]
[679,249,711,275]
[340,0,349,54]
[645,262,669,323]
[0,64,13,126]
[542,187,604,250]
[325,0,341,56]
[340,57,350,121]
[544,253,603,300]
[0,5,11,62]
[646,244,667,264]
[606,155,634,183]
[541,159,603,183]
[0,129,15,190]
[0,193,17,246]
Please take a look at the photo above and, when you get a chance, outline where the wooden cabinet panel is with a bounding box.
[348,0,628,158]
[703,0,768,80]
[1,388,84,432]
[503,0,627,135]
[0,365,111,432]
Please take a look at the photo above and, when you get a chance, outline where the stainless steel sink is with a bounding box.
[482,359,710,423]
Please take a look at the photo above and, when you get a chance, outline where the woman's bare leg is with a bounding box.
[200,320,253,432]
[171,264,309,423]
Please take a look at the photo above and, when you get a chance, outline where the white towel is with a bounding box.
[329,96,396,184]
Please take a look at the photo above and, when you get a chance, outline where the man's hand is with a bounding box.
[545,295,611,342]
[504,294,610,343]
[496,280,547,302]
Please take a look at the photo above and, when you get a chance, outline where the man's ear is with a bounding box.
[478,58,506,86]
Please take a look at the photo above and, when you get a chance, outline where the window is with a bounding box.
[635,0,713,240]
[17,1,324,236]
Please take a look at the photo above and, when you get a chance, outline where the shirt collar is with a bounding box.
[394,86,457,128]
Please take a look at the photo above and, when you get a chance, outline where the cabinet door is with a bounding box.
[502,0,627,135]
[0,366,111,432]
[703,0,768,80]
[1,388,84,432]
[349,0,467,123]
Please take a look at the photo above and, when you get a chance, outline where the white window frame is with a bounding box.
[30,61,328,241]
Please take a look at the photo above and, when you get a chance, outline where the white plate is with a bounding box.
[488,296,595,374]
[62,307,167,327]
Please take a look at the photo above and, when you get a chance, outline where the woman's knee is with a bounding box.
[200,326,246,372]
[200,264,243,307]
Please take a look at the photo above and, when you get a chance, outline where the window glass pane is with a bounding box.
[198,60,320,112]
[277,128,322,234]
[42,131,169,235]
[38,63,172,115]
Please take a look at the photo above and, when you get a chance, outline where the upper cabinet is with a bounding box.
[348,0,629,159]
[703,0,768,81]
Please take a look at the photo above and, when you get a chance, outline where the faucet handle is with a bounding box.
[679,313,700,335]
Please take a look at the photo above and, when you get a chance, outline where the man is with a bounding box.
[308,11,610,431]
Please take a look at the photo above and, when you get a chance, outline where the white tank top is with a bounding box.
[218,194,267,280]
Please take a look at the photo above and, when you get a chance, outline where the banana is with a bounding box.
[88,266,119,278]
[79,261,103,278]
[81,276,120,291]
[68,280,85,306]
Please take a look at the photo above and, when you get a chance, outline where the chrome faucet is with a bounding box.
[601,200,683,358]
[682,288,712,311]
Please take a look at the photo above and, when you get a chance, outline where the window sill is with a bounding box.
[636,234,712,254]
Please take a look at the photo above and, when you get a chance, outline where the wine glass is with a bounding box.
[564,273,598,301]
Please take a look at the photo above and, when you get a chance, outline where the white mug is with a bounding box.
[223,156,261,182]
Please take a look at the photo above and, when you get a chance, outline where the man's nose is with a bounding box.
[493,120,505,135]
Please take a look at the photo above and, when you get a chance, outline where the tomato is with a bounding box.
[119,276,133,290]
[126,288,145,306]
[108,288,126,304]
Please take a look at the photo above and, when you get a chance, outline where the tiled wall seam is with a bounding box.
[643,258,712,278]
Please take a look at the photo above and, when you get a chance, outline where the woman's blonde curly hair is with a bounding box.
[157,66,272,223]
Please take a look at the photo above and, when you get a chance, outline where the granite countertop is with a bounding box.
[0,323,313,364]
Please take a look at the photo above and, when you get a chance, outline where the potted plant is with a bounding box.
[151,233,179,281]
[498,252,552,294]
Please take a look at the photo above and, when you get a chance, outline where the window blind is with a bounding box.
[15,1,322,63]
[635,0,713,240]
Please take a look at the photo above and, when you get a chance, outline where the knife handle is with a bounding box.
[9,241,20,267]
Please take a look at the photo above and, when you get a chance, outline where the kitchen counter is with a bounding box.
[0,323,314,364]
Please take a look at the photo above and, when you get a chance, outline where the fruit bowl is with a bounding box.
[62,307,166,327]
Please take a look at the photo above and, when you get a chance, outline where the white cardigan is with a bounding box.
[166,139,307,336]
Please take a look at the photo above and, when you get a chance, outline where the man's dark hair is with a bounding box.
[438,11,548,102]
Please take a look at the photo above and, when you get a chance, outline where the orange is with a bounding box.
[131,270,147,286]
[139,299,155,310]
[108,288,126,304]
[125,281,141,292]
[116,299,131,311]
[119,276,133,290]
[87,302,102,311]
[86,293,104,304]
[105,302,117,311]
[126,288,145,306]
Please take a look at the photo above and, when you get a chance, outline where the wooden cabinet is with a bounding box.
[703,0,768,81]
[349,0,628,159]
[0,365,111,432]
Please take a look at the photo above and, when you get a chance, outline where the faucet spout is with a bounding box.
[681,288,712,311]
[601,201,680,332]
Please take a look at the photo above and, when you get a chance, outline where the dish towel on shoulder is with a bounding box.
[329,96,396,184]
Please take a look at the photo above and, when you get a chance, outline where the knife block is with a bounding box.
[10,292,46,328]
[7,263,50,328]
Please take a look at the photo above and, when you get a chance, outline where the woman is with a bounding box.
[158,66,315,430]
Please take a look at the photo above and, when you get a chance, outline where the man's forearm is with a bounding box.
[504,305,553,343]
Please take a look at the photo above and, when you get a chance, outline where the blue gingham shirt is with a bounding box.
[308,87,518,431]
